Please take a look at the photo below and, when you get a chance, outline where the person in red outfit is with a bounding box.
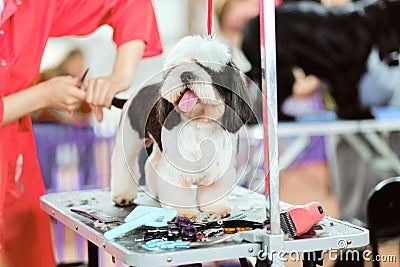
[0,0,162,266]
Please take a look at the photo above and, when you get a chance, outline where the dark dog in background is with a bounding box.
[242,0,400,120]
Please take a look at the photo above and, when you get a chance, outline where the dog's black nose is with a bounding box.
[181,71,194,84]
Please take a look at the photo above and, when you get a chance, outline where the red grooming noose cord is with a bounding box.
[206,0,270,197]
[207,0,212,35]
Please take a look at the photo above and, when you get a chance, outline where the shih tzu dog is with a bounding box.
[110,35,252,218]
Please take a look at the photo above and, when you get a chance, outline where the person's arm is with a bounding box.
[50,0,162,122]
[85,40,146,121]
[112,40,147,89]
[2,76,86,127]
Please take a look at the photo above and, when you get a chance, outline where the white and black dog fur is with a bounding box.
[110,35,252,218]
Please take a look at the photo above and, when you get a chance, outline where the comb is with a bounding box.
[104,206,177,240]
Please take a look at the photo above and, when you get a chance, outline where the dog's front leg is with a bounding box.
[197,168,237,218]
[144,143,162,199]
[111,123,142,206]
[156,164,199,218]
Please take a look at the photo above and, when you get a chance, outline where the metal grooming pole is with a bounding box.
[260,0,285,265]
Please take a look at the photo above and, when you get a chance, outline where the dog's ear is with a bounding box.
[157,98,181,130]
[218,62,253,133]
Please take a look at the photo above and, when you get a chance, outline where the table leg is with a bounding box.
[87,241,99,267]
[239,257,253,267]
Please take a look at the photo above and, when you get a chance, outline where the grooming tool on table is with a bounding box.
[104,206,177,240]
[173,216,263,228]
[223,214,247,221]
[70,208,119,224]
[197,219,264,230]
[280,201,325,237]
[141,216,263,242]
[173,217,264,240]
[171,216,264,230]
[142,233,244,251]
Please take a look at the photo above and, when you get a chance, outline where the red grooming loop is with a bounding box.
[207,0,213,35]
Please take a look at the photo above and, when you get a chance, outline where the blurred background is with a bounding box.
[34,0,399,266]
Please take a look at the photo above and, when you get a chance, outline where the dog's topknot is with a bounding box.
[164,35,231,72]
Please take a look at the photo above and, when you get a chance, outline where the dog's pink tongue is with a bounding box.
[178,90,198,112]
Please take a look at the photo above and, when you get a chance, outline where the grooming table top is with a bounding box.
[40,187,369,266]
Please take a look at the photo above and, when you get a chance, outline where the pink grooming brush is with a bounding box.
[280,201,325,237]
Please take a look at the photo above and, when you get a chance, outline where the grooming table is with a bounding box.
[40,186,369,267]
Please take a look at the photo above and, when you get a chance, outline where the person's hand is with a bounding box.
[39,76,86,115]
[292,67,321,98]
[85,76,125,122]
[82,40,146,122]
[321,0,351,7]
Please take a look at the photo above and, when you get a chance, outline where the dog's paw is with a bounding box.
[175,208,200,220]
[199,202,231,218]
[112,196,135,207]
[111,185,138,207]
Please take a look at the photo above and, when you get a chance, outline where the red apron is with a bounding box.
[0,116,56,267]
